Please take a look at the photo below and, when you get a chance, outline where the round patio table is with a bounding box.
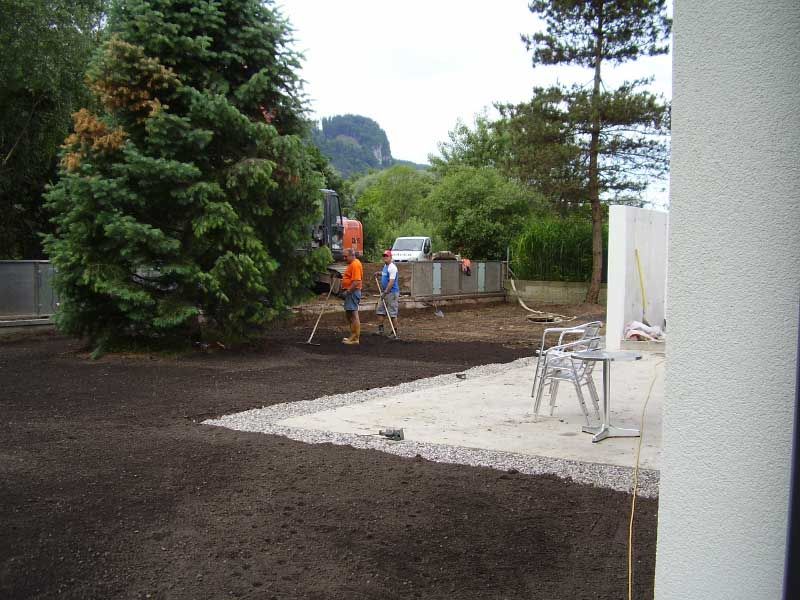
[571,349,642,443]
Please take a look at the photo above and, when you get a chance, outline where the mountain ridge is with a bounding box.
[311,114,427,178]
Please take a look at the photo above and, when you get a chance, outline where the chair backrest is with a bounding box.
[536,321,604,357]
[557,321,603,345]
[545,335,602,379]
[575,336,602,377]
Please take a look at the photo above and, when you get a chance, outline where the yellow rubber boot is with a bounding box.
[343,322,360,345]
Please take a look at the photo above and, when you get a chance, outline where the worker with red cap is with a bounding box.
[374,249,399,337]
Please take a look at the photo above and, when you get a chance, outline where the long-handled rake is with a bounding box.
[374,274,398,339]
[302,284,334,346]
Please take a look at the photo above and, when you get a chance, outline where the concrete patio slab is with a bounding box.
[277,352,665,471]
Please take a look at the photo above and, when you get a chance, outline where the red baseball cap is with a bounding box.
[382,249,392,257]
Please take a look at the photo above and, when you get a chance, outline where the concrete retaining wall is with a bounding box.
[506,280,607,305]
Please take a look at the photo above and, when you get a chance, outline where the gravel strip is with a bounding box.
[204,357,660,498]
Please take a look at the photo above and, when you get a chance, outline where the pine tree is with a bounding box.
[44,0,329,348]
[523,0,671,303]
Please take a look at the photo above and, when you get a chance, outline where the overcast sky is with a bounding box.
[279,0,672,170]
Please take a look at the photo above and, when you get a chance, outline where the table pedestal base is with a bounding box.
[581,424,641,443]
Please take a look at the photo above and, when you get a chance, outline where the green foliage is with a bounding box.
[524,0,671,67]
[44,0,328,347]
[353,165,437,260]
[522,0,671,302]
[312,114,393,178]
[512,217,607,282]
[306,142,348,202]
[0,0,106,258]
[429,113,509,175]
[428,167,535,260]
[391,159,429,171]
[495,89,585,213]
[497,81,670,209]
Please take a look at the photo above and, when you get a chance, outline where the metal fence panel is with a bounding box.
[411,262,433,296]
[484,262,503,293]
[0,261,57,319]
[38,263,58,315]
[440,262,460,295]
[0,262,35,317]
[460,267,478,294]
[409,261,505,297]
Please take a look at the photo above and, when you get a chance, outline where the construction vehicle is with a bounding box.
[311,189,363,260]
[308,189,363,290]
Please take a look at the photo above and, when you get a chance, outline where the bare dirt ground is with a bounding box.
[291,298,605,348]
[0,302,656,600]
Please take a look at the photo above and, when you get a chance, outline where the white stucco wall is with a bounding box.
[655,2,800,599]
[605,206,669,351]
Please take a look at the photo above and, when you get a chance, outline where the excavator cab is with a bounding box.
[312,189,362,261]
[322,189,344,258]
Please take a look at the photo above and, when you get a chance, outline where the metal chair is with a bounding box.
[531,322,603,424]
[530,322,602,398]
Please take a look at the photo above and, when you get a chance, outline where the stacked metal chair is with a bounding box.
[531,322,603,425]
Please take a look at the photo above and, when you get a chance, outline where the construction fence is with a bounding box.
[409,261,505,298]
[1,259,508,323]
[0,261,58,320]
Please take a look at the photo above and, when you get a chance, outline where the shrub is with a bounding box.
[511,216,607,282]
[43,0,328,349]
[428,166,530,260]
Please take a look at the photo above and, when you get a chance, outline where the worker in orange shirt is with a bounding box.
[340,247,363,345]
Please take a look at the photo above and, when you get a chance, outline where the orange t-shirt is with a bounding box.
[342,258,363,290]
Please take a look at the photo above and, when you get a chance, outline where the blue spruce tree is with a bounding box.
[44,0,329,349]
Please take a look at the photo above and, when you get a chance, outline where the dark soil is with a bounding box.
[293,300,607,349]
[0,323,657,599]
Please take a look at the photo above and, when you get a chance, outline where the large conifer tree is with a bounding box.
[44,0,328,347]
[523,0,671,303]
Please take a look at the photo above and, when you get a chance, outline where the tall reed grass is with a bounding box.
[511,217,607,282]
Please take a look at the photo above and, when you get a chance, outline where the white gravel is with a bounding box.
[204,357,659,498]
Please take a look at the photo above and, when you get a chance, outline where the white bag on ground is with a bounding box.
[624,320,664,341]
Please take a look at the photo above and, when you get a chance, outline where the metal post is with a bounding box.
[432,262,441,295]
[33,262,41,318]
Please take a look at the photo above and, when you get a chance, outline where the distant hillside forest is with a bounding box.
[310,114,427,178]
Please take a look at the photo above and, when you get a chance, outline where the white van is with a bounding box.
[391,236,432,262]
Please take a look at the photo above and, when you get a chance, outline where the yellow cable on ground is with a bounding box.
[628,357,664,600]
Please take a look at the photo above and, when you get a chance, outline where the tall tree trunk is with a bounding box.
[585,2,604,304]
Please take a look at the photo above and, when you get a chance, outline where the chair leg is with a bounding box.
[574,382,592,426]
[533,374,549,422]
[531,354,547,398]
[549,380,560,416]
[531,354,544,398]
[532,355,550,420]
[586,377,601,420]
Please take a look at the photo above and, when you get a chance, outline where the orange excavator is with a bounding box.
[309,189,363,289]
[310,189,363,260]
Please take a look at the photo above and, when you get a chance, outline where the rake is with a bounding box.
[302,285,334,346]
